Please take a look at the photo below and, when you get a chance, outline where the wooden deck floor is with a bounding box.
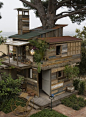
[30,91,78,109]
[2,59,31,69]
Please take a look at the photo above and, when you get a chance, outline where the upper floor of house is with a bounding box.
[3,36,82,70]
[2,8,82,70]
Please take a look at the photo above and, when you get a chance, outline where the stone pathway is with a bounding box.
[53,104,86,117]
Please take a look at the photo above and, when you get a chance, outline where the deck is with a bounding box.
[2,59,31,69]
[26,90,78,110]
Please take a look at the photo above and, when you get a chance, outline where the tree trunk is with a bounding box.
[41,13,56,29]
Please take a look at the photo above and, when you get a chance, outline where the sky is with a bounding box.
[0,0,86,35]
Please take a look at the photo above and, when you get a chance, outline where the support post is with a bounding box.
[7,45,10,63]
[16,46,18,66]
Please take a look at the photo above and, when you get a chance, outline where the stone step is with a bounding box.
[29,102,40,110]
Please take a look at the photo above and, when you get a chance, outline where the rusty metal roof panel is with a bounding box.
[39,36,82,44]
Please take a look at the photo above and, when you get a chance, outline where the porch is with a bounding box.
[24,90,78,110]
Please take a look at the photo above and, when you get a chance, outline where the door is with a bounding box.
[42,70,51,96]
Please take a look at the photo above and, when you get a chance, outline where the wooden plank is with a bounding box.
[51,67,65,73]
[51,79,58,85]
[51,82,64,90]
[51,89,58,94]
[54,91,65,96]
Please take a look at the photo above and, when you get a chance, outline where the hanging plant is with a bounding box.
[29,38,49,73]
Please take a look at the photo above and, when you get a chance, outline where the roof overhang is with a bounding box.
[5,41,29,46]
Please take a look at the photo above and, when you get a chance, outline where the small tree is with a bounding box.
[0,31,6,45]
[74,26,86,75]
[0,72,24,102]
[64,65,79,80]
[74,26,86,40]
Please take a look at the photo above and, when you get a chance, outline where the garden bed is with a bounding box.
[30,109,67,117]
[61,94,86,110]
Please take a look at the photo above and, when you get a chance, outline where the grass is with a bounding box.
[61,94,86,110]
[30,109,67,117]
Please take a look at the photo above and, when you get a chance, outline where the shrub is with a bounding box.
[0,72,24,103]
[73,79,80,90]
[30,109,67,117]
[61,94,86,110]
[78,101,85,107]
[77,97,84,102]
[72,104,80,110]
[78,81,85,95]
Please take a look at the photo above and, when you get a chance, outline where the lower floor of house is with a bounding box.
[0,66,73,97]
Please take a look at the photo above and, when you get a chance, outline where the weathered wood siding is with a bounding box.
[18,14,29,35]
[51,68,73,96]
[42,41,81,70]
[26,68,39,96]
[40,28,63,38]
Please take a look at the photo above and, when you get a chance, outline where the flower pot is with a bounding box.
[67,86,75,93]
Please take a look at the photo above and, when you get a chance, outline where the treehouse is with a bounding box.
[2,8,82,97]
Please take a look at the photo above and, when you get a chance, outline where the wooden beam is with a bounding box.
[7,45,10,64]
[16,46,18,66]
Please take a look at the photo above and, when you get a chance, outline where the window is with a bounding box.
[62,44,68,57]
[56,46,60,55]
[58,71,62,77]
[57,71,63,78]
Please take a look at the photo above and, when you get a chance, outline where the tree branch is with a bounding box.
[56,0,72,9]
[19,0,38,10]
[55,7,86,21]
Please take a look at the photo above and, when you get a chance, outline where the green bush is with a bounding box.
[61,94,86,110]
[77,97,84,102]
[78,81,85,95]
[73,79,80,90]
[72,104,80,110]
[30,109,67,117]
[0,72,24,103]
[78,101,85,107]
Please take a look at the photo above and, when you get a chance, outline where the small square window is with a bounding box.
[57,71,63,78]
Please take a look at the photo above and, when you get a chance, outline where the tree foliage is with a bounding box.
[74,26,86,75]
[19,0,86,29]
[0,72,24,102]
[0,2,3,19]
[74,26,86,40]
[0,31,6,45]
[64,65,79,79]
[29,39,49,73]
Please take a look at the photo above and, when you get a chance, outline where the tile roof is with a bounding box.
[39,36,82,44]
[9,24,67,39]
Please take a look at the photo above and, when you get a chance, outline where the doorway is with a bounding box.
[38,70,42,89]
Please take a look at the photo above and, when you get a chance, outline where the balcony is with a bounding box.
[2,41,31,69]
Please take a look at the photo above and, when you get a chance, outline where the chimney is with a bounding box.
[15,8,29,35]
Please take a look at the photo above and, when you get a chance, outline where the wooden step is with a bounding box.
[29,102,40,110]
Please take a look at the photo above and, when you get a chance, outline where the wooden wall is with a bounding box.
[38,27,63,38]
[42,41,81,70]
[26,68,39,96]
[51,68,73,96]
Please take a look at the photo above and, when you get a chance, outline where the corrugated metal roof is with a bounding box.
[9,29,54,39]
[9,24,67,39]
[39,36,82,44]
